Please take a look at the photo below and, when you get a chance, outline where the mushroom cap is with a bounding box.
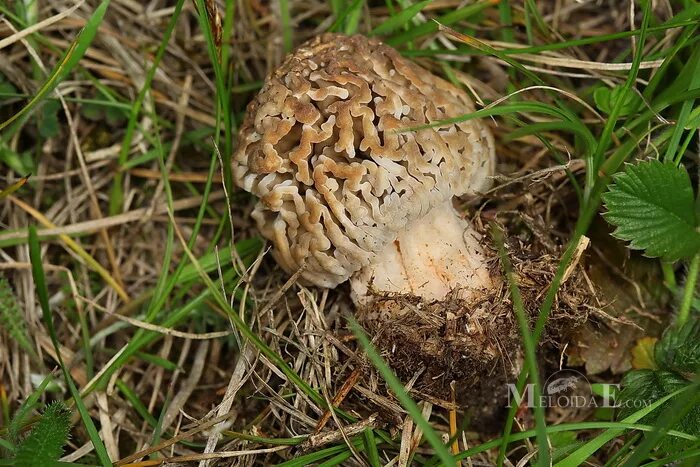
[233,33,495,288]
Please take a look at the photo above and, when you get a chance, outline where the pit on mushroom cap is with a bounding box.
[233,33,496,302]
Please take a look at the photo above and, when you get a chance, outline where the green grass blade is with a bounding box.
[638,446,700,467]
[423,420,698,465]
[588,0,651,195]
[620,379,700,466]
[667,47,700,164]
[0,0,110,132]
[28,226,112,466]
[277,438,365,467]
[387,0,493,45]
[343,0,365,35]
[329,0,364,33]
[370,0,433,36]
[193,0,234,201]
[279,0,293,53]
[109,0,185,215]
[170,222,334,413]
[349,318,455,466]
[115,379,158,428]
[555,386,692,466]
[363,429,381,467]
[0,175,29,200]
[493,226,549,466]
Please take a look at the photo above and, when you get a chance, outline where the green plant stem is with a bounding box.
[678,254,700,327]
[662,262,677,290]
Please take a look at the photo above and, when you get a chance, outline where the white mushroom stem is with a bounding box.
[350,201,494,303]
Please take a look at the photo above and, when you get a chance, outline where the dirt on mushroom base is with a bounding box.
[355,210,593,430]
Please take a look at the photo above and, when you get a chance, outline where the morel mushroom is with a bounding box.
[233,33,496,302]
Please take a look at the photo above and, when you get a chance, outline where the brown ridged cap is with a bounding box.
[233,33,495,287]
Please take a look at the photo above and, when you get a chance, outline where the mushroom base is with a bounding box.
[355,220,592,429]
[350,201,493,304]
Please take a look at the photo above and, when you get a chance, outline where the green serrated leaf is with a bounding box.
[13,401,71,466]
[602,160,700,261]
[655,317,700,375]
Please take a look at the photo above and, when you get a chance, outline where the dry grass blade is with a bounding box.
[114,412,238,466]
[301,413,379,451]
[314,367,363,434]
[0,1,85,50]
[0,175,30,200]
[8,195,129,301]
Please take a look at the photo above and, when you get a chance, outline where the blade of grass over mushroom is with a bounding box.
[370,0,433,36]
[0,0,110,133]
[349,318,455,466]
[398,102,594,161]
[109,0,185,215]
[492,225,549,467]
[28,226,112,467]
[399,102,584,130]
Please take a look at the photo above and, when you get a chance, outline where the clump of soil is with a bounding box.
[356,211,592,429]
